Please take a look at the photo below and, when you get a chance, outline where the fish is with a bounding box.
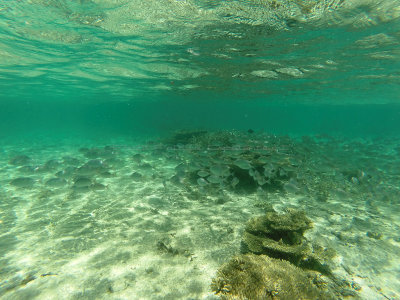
[231,177,239,188]
[197,178,208,187]
[253,170,267,186]
[10,177,35,188]
[283,179,300,194]
[234,159,252,170]
[197,170,210,177]
[210,165,230,177]
[207,175,222,184]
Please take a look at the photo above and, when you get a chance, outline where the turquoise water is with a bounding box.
[1,1,400,299]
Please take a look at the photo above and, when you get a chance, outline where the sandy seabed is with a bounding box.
[0,132,399,299]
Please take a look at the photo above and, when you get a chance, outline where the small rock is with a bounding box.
[351,281,362,291]
[366,231,382,240]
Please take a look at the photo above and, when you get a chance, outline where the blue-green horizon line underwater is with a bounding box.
[1,97,400,141]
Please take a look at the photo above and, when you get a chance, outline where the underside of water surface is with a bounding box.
[0,1,400,299]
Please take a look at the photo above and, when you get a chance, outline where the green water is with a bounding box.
[1,0,400,139]
[1,1,400,299]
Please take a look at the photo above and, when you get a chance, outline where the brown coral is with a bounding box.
[242,209,332,275]
[211,254,335,300]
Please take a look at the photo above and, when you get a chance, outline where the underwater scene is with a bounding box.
[1,0,400,299]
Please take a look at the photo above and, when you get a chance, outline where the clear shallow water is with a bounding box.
[1,1,400,299]
[1,0,400,104]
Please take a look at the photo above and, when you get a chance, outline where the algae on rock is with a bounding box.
[211,253,336,300]
[211,209,359,299]
[241,208,333,275]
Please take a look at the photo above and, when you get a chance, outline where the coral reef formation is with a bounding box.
[211,253,336,300]
[212,209,359,299]
[242,208,333,274]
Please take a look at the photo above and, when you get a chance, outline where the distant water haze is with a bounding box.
[1,97,400,142]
